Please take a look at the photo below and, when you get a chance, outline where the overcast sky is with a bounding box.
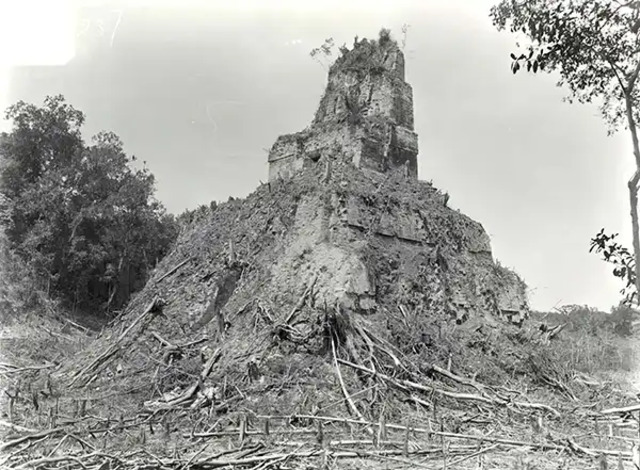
[0,0,632,312]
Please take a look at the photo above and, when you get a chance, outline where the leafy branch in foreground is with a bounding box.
[590,229,637,305]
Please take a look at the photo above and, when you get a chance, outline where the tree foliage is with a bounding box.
[590,229,637,304]
[537,303,636,337]
[0,95,178,314]
[492,0,640,132]
[310,38,335,69]
[491,0,640,306]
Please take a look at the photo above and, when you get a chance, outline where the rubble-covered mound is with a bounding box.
[12,161,630,470]
[68,158,528,385]
[68,155,526,364]
[38,158,536,449]
[11,30,638,470]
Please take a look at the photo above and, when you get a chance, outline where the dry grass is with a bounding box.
[2,298,639,469]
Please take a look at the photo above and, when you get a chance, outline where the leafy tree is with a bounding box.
[310,38,335,70]
[609,302,636,336]
[378,28,392,47]
[0,95,178,313]
[491,0,640,306]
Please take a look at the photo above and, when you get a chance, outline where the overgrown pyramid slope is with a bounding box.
[266,31,528,325]
[66,28,531,422]
[5,31,559,469]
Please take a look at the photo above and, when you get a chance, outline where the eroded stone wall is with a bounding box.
[264,165,528,325]
[262,32,528,324]
[268,35,418,181]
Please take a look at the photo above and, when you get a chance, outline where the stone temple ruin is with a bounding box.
[87,33,529,387]
[261,32,528,324]
[269,35,419,181]
[56,33,531,460]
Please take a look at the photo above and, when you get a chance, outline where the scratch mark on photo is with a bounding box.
[110,9,123,47]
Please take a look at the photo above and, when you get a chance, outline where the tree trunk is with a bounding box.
[624,93,640,306]
[106,282,118,312]
[629,171,640,305]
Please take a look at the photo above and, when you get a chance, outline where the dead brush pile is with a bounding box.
[2,165,639,469]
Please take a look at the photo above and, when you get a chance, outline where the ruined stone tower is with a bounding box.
[260,31,528,324]
[268,34,419,181]
[104,31,528,362]
[51,31,531,468]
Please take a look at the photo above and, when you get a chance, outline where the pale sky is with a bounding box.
[0,0,632,312]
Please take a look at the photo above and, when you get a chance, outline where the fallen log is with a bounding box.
[331,338,368,424]
[156,257,192,283]
[0,427,65,452]
[254,414,633,459]
[601,403,640,415]
[338,358,561,417]
[0,363,56,375]
[0,420,36,433]
[430,364,488,394]
[69,296,162,387]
